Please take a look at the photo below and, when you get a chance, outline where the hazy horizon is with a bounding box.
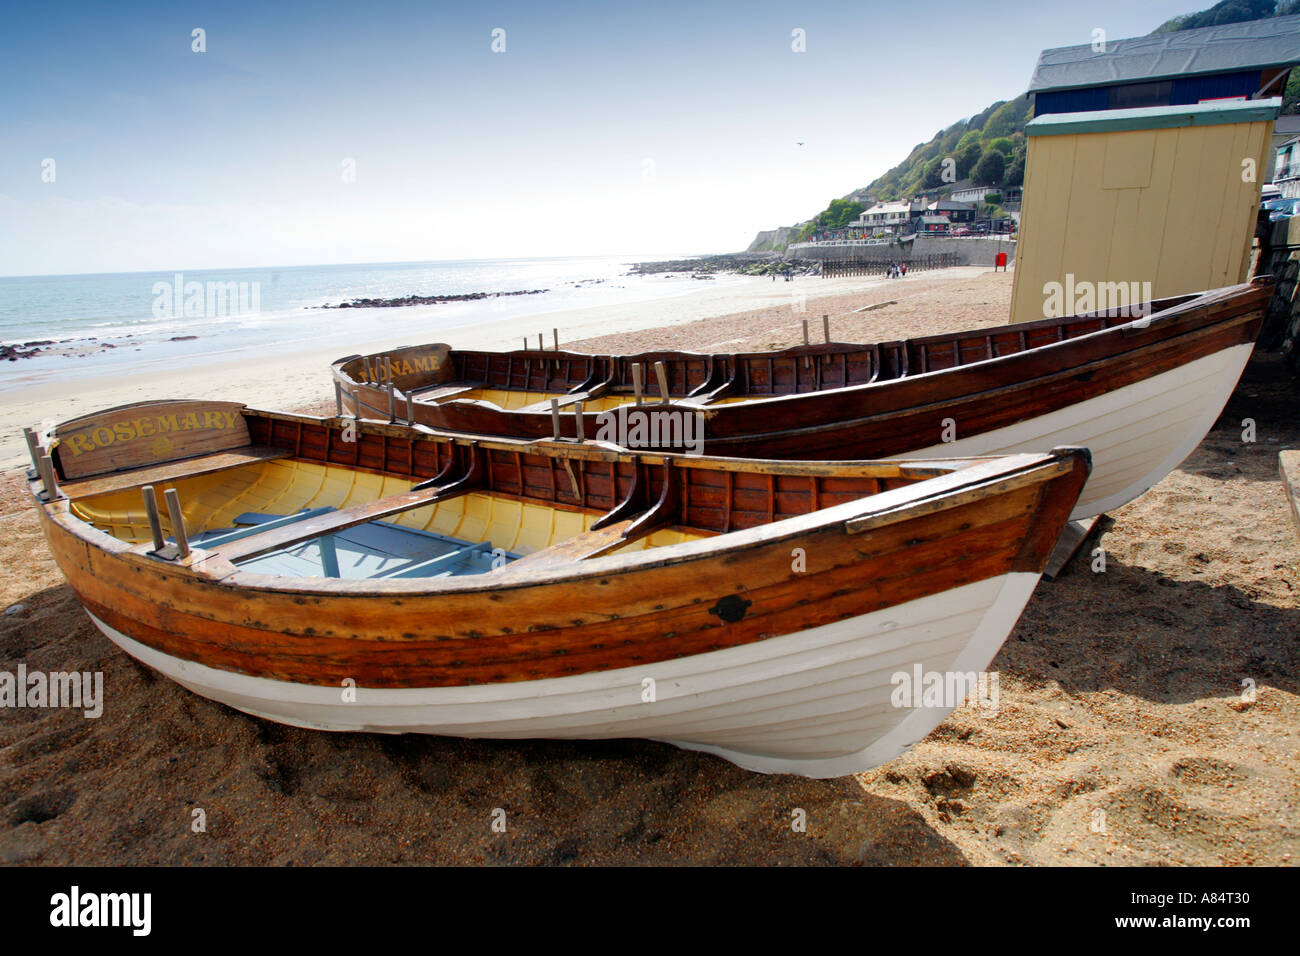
[2,0,1198,277]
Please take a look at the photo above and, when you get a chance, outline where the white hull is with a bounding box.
[87,572,1039,778]
[901,343,1252,520]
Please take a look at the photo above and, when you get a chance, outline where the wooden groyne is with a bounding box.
[820,253,959,278]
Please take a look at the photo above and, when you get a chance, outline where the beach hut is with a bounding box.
[1009,15,1300,324]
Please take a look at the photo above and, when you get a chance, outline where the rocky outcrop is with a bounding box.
[320,289,549,309]
[746,226,799,253]
[629,253,817,277]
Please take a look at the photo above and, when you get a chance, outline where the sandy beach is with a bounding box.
[0,266,1296,866]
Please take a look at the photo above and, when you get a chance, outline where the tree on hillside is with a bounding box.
[966,100,1006,133]
[988,137,1016,156]
[922,157,947,189]
[955,128,983,151]
[1153,0,1276,32]
[973,149,1005,186]
[981,98,1029,139]
[1285,64,1300,113]
[1004,154,1025,188]
[956,139,984,179]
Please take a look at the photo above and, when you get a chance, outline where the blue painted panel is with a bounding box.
[1171,71,1261,105]
[224,511,520,580]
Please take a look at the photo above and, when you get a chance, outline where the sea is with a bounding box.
[0,256,731,393]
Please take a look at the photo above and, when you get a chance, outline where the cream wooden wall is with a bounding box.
[1009,118,1273,324]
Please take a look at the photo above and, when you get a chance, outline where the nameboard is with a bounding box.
[357,344,452,390]
[53,400,251,479]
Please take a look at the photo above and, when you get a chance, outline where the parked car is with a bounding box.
[1267,197,1300,221]
[953,226,973,236]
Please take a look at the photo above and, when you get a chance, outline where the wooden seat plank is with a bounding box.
[212,484,461,564]
[503,518,643,570]
[199,508,336,549]
[409,381,486,401]
[59,445,291,500]
[516,391,593,413]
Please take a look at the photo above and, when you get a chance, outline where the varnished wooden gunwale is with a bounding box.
[34,406,1090,689]
[330,281,1268,457]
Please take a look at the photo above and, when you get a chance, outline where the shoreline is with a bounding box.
[0,267,974,471]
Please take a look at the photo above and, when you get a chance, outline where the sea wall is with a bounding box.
[790,237,1016,267]
[911,237,1016,267]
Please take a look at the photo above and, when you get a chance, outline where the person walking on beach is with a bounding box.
[900,262,907,277]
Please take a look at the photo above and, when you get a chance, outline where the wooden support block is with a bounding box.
[1281,450,1300,542]
[1043,516,1101,581]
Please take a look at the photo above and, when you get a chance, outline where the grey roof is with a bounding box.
[1028,14,1300,93]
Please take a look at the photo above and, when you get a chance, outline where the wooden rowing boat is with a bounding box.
[333,279,1266,520]
[27,400,1089,777]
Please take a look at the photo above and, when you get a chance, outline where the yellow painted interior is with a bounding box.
[1009,117,1272,324]
[455,387,776,410]
[453,388,630,412]
[69,459,702,557]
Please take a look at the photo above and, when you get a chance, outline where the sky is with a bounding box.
[0,0,1204,276]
